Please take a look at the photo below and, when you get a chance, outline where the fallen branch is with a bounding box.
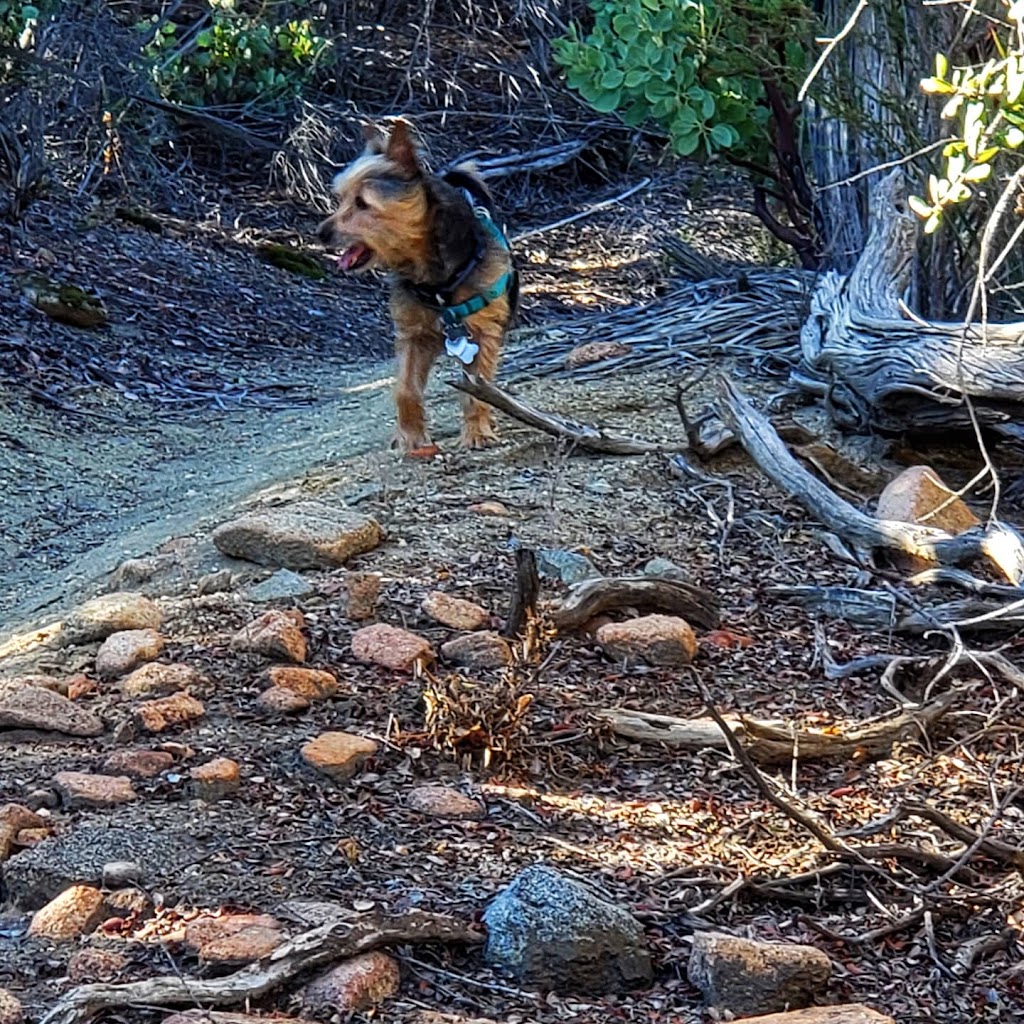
[717,375,1024,582]
[449,373,689,455]
[550,575,720,632]
[597,691,957,765]
[39,911,482,1024]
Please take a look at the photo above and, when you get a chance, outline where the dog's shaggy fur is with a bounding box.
[317,121,517,451]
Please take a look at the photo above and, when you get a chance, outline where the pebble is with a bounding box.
[422,592,489,631]
[134,693,205,733]
[302,951,401,1014]
[407,785,485,820]
[344,572,382,620]
[302,732,378,782]
[351,623,432,672]
[247,568,315,601]
[537,548,600,586]
[95,629,165,679]
[0,989,22,1024]
[28,884,106,940]
[62,592,163,645]
[596,614,698,666]
[52,771,138,809]
[102,749,175,778]
[189,758,240,801]
[0,681,103,737]
[441,631,513,669]
[231,609,307,663]
[266,666,338,699]
[256,686,310,714]
[120,662,202,698]
[67,948,129,984]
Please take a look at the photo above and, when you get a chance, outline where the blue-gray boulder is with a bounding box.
[482,864,653,993]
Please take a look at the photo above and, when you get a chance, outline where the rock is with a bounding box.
[407,786,484,820]
[6,674,69,695]
[468,500,511,517]
[344,572,382,620]
[189,758,240,801]
[231,609,307,663]
[164,1014,317,1024]
[537,548,600,586]
[733,1007,896,1024]
[584,476,613,497]
[482,864,652,992]
[0,803,46,834]
[596,614,698,667]
[62,592,163,645]
[351,623,432,672]
[101,861,144,888]
[67,947,130,983]
[213,502,383,569]
[0,825,16,862]
[302,951,401,1014]
[876,465,982,571]
[564,340,631,369]
[2,821,198,909]
[104,886,152,917]
[642,556,690,581]
[0,989,22,1024]
[67,675,97,700]
[687,932,832,1017]
[28,884,106,939]
[95,629,165,679]
[102,749,175,778]
[302,732,378,782]
[53,772,137,809]
[441,631,513,669]
[134,693,205,733]
[184,913,287,964]
[422,592,489,631]
[15,828,52,847]
[120,663,202,698]
[255,686,310,714]
[247,568,314,602]
[0,682,103,737]
[266,666,338,700]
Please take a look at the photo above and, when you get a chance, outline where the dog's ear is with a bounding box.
[384,119,421,177]
[361,123,387,155]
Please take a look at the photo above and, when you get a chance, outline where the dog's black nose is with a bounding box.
[317,221,334,245]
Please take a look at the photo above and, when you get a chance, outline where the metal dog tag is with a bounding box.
[444,322,479,365]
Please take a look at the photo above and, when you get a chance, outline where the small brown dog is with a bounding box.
[317,120,518,451]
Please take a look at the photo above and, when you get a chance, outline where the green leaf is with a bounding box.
[672,130,700,156]
[601,67,625,89]
[709,122,734,148]
[590,88,622,113]
[624,68,647,89]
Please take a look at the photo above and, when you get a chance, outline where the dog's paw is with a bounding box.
[391,430,430,453]
[460,424,499,450]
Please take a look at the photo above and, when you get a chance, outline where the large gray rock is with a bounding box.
[0,682,103,737]
[1,819,199,909]
[482,864,652,993]
[62,592,163,645]
[212,502,383,570]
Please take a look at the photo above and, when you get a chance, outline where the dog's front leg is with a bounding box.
[460,323,503,449]
[389,307,442,452]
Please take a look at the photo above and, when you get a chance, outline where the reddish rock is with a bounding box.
[266,666,338,700]
[0,825,15,862]
[0,682,103,736]
[121,663,202,698]
[102,749,175,778]
[0,988,22,1024]
[302,732,378,782]
[184,913,286,964]
[67,947,130,983]
[28,885,106,939]
[422,591,489,631]
[302,951,401,1014]
[595,614,697,667]
[255,686,310,714]
[62,592,163,645]
[351,624,432,672]
[15,827,51,848]
[67,675,97,700]
[232,610,306,663]
[0,803,46,834]
[4,674,68,694]
[95,629,165,679]
[189,758,240,801]
[441,631,513,669]
[407,785,485,821]
[134,693,205,733]
[564,340,631,369]
[688,932,832,1017]
[468,500,511,517]
[53,771,137,809]
[876,465,982,570]
[345,572,382,620]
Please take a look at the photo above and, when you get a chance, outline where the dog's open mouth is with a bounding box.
[336,244,373,271]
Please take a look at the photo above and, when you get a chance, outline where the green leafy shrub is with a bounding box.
[552,0,813,160]
[910,3,1024,235]
[143,0,331,111]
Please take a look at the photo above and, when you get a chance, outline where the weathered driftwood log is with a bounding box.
[797,170,1024,435]
[717,376,1024,582]
[550,575,721,632]
[597,691,955,765]
[736,1007,895,1024]
[38,911,482,1024]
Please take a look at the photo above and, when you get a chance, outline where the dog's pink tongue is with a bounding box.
[338,244,369,270]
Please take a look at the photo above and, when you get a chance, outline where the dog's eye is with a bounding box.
[353,195,368,210]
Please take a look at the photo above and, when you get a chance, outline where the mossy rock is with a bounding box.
[259,243,326,280]
[21,274,109,329]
